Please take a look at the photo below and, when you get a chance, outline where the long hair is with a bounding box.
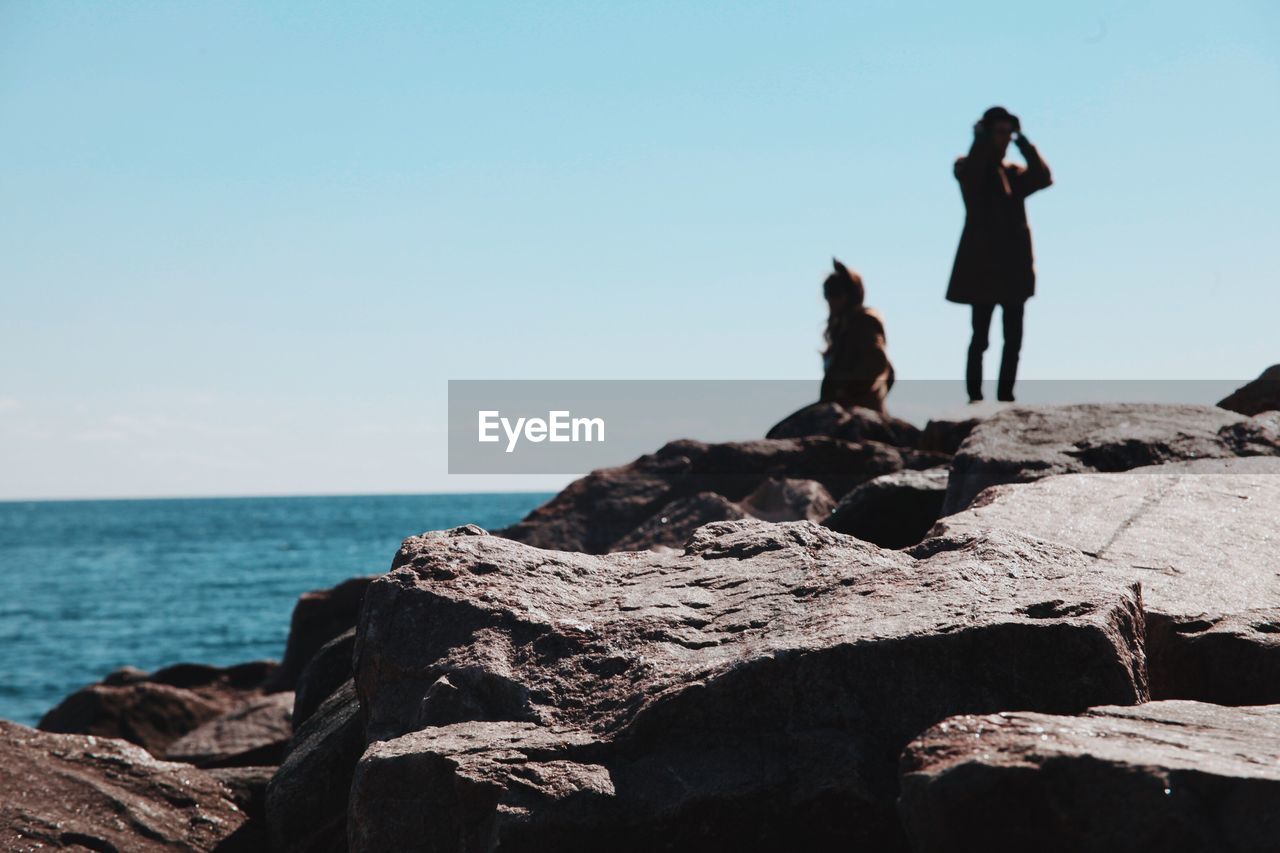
[823,259,866,354]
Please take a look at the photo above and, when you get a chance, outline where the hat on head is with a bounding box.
[981,105,1020,131]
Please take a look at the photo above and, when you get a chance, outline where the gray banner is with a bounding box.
[448,379,1259,474]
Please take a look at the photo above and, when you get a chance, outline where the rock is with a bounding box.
[0,719,246,852]
[347,521,1146,850]
[611,492,747,552]
[899,700,1280,853]
[165,691,295,769]
[1253,410,1280,434]
[39,660,280,756]
[767,401,923,448]
[920,416,983,455]
[208,765,275,822]
[825,467,949,548]
[499,437,906,553]
[928,457,1280,704]
[1218,365,1280,416]
[735,476,836,523]
[294,628,357,730]
[942,403,1280,514]
[265,681,365,853]
[613,478,838,552]
[273,575,377,691]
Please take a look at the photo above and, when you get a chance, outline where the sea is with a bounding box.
[0,492,551,726]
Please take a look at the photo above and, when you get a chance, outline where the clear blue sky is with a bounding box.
[2,1,1277,499]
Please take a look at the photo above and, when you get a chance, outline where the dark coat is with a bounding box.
[946,139,1052,305]
[819,307,895,413]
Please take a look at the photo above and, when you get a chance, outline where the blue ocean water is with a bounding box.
[0,493,550,726]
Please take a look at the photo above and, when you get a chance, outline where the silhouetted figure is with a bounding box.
[819,259,895,413]
[947,106,1052,402]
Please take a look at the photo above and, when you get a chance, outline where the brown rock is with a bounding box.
[165,691,294,769]
[735,476,836,522]
[899,701,1280,853]
[265,681,365,853]
[293,628,357,730]
[274,575,377,691]
[928,457,1280,704]
[0,719,246,852]
[38,660,279,756]
[347,521,1146,850]
[208,765,275,821]
[825,467,949,548]
[612,478,837,552]
[611,492,747,552]
[767,401,923,448]
[499,437,905,553]
[919,415,984,455]
[1218,365,1280,416]
[942,403,1280,514]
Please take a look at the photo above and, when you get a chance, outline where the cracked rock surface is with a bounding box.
[930,457,1280,703]
[347,520,1146,851]
[899,700,1280,853]
[0,719,246,852]
[942,403,1280,514]
[498,437,906,553]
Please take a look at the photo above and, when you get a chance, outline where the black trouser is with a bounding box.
[967,302,1024,401]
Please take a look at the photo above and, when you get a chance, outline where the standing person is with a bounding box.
[947,106,1052,402]
[819,259,895,413]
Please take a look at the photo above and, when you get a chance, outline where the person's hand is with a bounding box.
[973,121,986,140]
[1013,131,1032,149]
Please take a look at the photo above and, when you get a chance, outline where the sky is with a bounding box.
[1,1,1277,500]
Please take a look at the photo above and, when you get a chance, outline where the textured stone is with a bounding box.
[612,478,837,552]
[293,628,357,730]
[265,681,365,853]
[38,660,280,756]
[498,437,906,553]
[943,403,1280,514]
[347,521,1145,850]
[611,492,747,552]
[767,401,923,448]
[0,719,246,852]
[735,476,836,523]
[920,415,985,455]
[273,575,376,691]
[930,457,1280,704]
[165,690,294,769]
[899,700,1280,853]
[825,466,949,548]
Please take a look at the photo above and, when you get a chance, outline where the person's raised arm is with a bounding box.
[1012,133,1053,196]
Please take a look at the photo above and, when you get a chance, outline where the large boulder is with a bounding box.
[273,575,377,691]
[825,467,949,548]
[767,401,923,448]
[265,681,365,853]
[346,521,1146,850]
[611,492,748,552]
[612,478,837,552]
[165,690,295,769]
[942,403,1280,514]
[499,437,906,553]
[1218,365,1280,416]
[293,628,358,730]
[0,719,246,852]
[899,700,1280,852]
[929,457,1280,705]
[38,660,280,756]
[735,476,836,522]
